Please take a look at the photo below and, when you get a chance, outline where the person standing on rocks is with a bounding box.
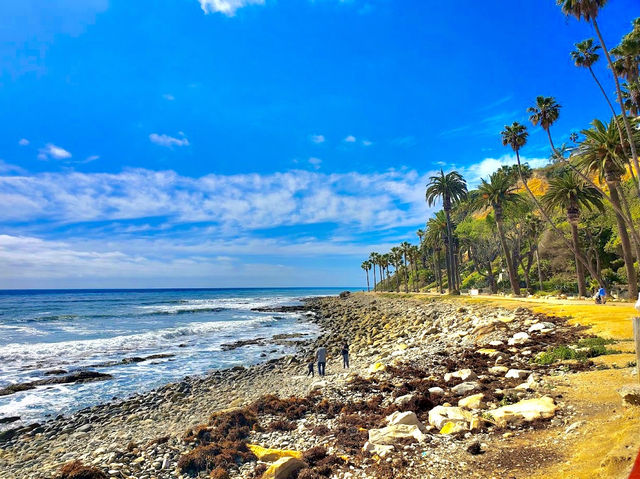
[341,342,349,369]
[315,346,327,376]
[307,357,315,377]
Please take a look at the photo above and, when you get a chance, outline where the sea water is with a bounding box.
[0,287,347,429]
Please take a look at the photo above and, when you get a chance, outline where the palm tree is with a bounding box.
[425,170,467,294]
[558,0,640,198]
[475,171,523,295]
[390,247,403,292]
[528,96,562,151]
[369,252,378,291]
[575,118,638,298]
[426,213,447,293]
[572,39,620,120]
[401,241,411,293]
[361,261,371,292]
[501,122,607,291]
[409,244,421,292]
[542,170,605,296]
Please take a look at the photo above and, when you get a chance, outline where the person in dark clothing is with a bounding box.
[315,346,327,376]
[341,343,349,368]
[307,358,315,377]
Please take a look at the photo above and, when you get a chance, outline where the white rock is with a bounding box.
[444,369,477,382]
[362,441,394,457]
[428,406,473,430]
[451,382,480,396]
[368,424,426,445]
[386,411,426,432]
[458,393,484,410]
[528,322,555,333]
[428,387,445,397]
[488,366,509,375]
[487,396,557,427]
[508,332,530,345]
[393,394,416,408]
[505,369,530,379]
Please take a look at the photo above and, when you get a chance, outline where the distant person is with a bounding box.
[315,346,327,376]
[341,342,349,369]
[306,358,315,377]
[597,287,606,304]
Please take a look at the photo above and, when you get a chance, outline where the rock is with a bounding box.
[339,291,351,299]
[428,387,445,397]
[565,420,586,434]
[487,396,557,427]
[444,369,477,382]
[248,445,302,462]
[394,394,416,408]
[308,381,326,392]
[508,332,530,345]
[362,441,394,457]
[0,371,113,397]
[466,441,484,455]
[505,369,530,379]
[528,322,555,333]
[451,382,480,396]
[368,424,426,445]
[386,411,426,431]
[458,393,484,410]
[262,457,306,479]
[488,366,509,375]
[619,384,640,407]
[428,406,473,430]
[77,424,92,433]
[476,348,499,357]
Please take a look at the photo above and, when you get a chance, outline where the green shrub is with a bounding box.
[535,338,620,365]
[461,271,485,290]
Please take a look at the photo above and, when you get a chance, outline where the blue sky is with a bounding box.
[0,0,638,288]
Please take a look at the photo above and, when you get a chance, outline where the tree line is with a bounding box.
[362,3,640,299]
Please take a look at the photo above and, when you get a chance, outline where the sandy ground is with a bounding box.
[395,292,640,479]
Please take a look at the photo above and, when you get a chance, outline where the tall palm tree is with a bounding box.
[558,0,640,197]
[572,39,620,120]
[361,261,371,292]
[369,252,378,291]
[527,96,562,151]
[475,171,523,295]
[426,213,447,293]
[501,122,606,290]
[390,246,403,293]
[400,241,411,293]
[542,170,605,296]
[425,170,468,294]
[409,244,421,292]
[575,118,638,298]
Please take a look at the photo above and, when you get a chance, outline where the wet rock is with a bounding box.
[0,371,113,397]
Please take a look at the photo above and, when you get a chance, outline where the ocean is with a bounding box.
[0,287,348,430]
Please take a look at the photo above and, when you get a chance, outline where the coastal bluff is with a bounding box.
[1,293,638,479]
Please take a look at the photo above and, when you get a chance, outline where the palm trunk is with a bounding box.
[435,250,443,293]
[535,249,544,291]
[514,150,606,288]
[372,264,377,291]
[487,262,497,293]
[593,18,640,200]
[444,207,459,294]
[570,221,587,297]
[443,241,452,293]
[495,214,520,295]
[618,185,640,262]
[608,182,638,299]
[365,270,370,292]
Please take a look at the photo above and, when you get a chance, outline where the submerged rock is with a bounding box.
[0,371,113,397]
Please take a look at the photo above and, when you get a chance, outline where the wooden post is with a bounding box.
[634,317,640,384]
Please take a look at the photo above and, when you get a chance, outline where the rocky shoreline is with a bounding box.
[0,293,608,478]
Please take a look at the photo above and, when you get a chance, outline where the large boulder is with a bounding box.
[368,424,426,445]
[386,411,426,431]
[262,457,306,479]
[487,396,557,427]
[428,406,473,430]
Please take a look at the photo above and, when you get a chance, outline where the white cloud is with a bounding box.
[310,134,325,144]
[362,139,373,146]
[18,138,29,146]
[162,93,175,101]
[149,133,190,148]
[308,157,322,169]
[37,143,72,160]
[198,0,265,16]
[344,135,357,143]
[458,154,548,187]
[0,166,433,230]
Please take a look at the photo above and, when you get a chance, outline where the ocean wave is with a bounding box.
[0,316,280,371]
